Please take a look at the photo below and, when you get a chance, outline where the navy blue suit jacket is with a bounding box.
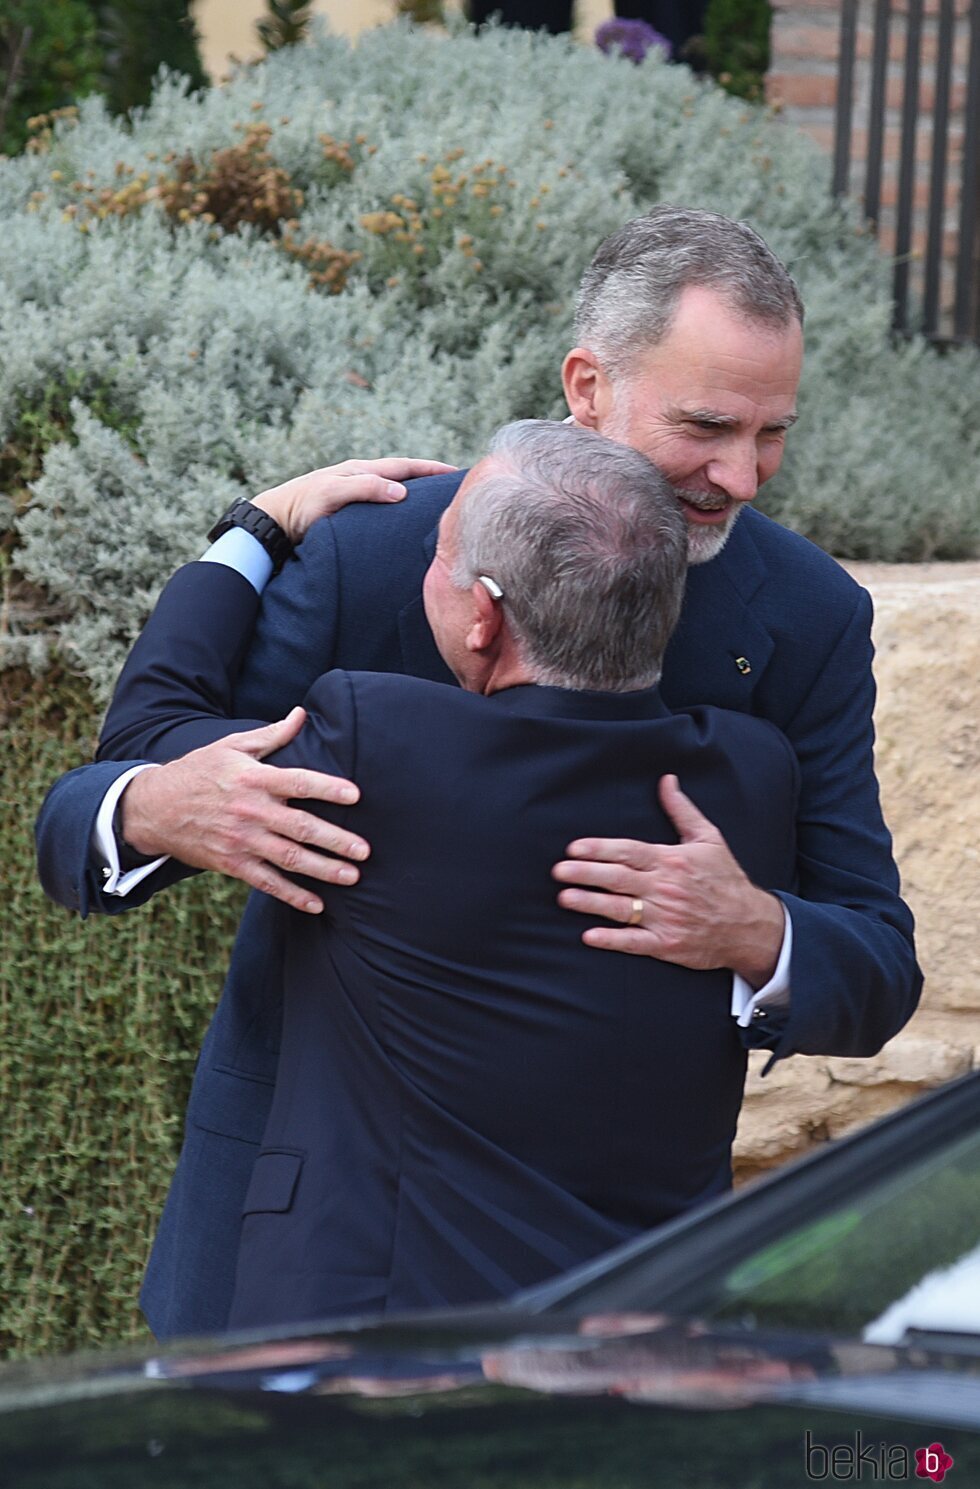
[36,473,922,1336]
[94,561,800,1330]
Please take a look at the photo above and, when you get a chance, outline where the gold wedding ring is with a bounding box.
[627,897,644,927]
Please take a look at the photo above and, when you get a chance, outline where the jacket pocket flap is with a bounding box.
[242,1150,304,1215]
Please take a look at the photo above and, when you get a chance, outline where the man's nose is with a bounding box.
[707,447,759,504]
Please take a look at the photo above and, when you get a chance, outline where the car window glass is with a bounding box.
[699,1127,980,1339]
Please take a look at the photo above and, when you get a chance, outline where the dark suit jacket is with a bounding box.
[102,561,800,1329]
[35,472,922,1336]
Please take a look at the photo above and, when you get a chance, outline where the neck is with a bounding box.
[467,656,536,696]
[456,631,536,695]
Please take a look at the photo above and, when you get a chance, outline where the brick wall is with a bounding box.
[766,0,977,339]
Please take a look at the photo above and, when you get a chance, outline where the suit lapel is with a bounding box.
[398,524,456,683]
[661,514,773,713]
[397,596,456,685]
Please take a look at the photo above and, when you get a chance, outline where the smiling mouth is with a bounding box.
[676,493,733,524]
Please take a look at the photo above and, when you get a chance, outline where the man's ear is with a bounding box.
[562,347,608,429]
[465,579,504,654]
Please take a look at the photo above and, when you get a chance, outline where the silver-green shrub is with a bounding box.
[2,21,978,696]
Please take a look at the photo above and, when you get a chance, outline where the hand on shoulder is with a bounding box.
[252,458,458,543]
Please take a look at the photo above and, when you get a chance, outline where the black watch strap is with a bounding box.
[206,498,293,575]
[111,801,159,873]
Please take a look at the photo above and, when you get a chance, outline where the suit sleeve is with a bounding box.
[753,587,922,1061]
[35,523,347,916]
[232,517,345,721]
[35,762,196,916]
[35,473,457,918]
[101,565,358,910]
[97,563,268,760]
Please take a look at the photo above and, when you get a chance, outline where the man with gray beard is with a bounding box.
[99,421,798,1327]
[37,206,921,1337]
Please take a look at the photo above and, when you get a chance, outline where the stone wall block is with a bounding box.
[732,561,980,1182]
[827,1036,974,1087]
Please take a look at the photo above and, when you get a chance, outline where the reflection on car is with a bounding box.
[0,1073,978,1488]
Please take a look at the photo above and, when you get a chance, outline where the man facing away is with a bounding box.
[36,206,921,1336]
[103,421,800,1330]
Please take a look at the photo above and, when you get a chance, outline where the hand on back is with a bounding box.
[119,709,370,914]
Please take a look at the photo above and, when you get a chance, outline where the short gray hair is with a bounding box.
[451,420,687,692]
[575,204,804,377]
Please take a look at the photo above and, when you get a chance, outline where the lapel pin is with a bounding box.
[734,656,752,676]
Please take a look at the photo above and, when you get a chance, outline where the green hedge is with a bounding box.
[0,667,244,1357]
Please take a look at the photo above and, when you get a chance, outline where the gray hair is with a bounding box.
[451,420,687,692]
[575,204,804,377]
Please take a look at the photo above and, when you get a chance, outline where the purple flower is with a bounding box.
[595,18,670,64]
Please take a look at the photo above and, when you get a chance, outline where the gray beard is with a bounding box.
[682,501,742,565]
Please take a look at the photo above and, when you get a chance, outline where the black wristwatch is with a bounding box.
[206,498,293,575]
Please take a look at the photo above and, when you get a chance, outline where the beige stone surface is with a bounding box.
[859,563,980,1014]
[734,562,980,1181]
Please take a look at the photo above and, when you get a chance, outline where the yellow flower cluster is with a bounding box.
[44,124,361,293]
[55,124,311,238]
[360,210,407,236]
[280,232,361,294]
[23,106,79,156]
[358,153,516,281]
[30,124,551,298]
[318,133,375,178]
[58,168,157,225]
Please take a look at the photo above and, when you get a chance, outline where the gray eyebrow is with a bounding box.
[669,405,799,433]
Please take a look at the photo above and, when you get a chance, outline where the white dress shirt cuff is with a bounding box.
[731,905,792,1027]
[200,527,273,595]
[94,764,169,896]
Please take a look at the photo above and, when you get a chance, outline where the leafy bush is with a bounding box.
[702,0,772,102]
[0,21,978,702]
[0,1,206,158]
[96,0,207,117]
[256,0,316,52]
[0,2,102,156]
